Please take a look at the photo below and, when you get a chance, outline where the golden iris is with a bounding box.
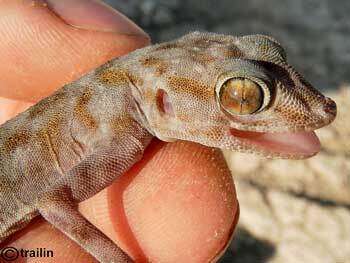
[219,78,263,115]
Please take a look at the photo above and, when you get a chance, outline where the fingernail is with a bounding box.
[45,0,148,37]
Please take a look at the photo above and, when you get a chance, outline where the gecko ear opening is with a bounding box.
[156,89,175,117]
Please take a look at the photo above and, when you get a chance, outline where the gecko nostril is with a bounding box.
[323,97,337,116]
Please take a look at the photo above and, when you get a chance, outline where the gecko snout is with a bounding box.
[317,96,337,127]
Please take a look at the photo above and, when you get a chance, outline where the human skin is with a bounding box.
[0,1,238,262]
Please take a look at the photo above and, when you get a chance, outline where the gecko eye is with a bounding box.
[218,78,265,115]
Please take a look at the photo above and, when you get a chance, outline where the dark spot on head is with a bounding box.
[224,46,245,58]
[140,57,161,67]
[192,38,211,48]
[167,76,213,100]
[191,52,216,65]
[155,43,180,51]
[140,56,168,76]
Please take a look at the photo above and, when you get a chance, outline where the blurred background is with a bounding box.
[103,1,350,262]
[104,0,350,91]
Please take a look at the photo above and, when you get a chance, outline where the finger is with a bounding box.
[0,0,149,102]
[106,140,238,262]
[4,140,238,262]
[0,97,32,124]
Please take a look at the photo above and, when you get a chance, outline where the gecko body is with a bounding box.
[0,32,336,262]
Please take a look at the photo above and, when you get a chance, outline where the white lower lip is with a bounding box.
[230,128,321,156]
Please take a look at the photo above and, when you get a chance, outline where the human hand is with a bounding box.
[0,1,238,262]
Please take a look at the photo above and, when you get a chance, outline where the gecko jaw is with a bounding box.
[229,128,321,157]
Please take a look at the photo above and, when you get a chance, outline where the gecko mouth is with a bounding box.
[229,128,320,157]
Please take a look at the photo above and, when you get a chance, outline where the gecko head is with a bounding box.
[142,32,336,158]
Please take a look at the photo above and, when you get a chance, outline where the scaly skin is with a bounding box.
[0,32,336,262]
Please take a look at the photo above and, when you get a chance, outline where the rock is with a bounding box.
[224,180,350,263]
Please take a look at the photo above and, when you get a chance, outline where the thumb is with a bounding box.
[0,0,149,103]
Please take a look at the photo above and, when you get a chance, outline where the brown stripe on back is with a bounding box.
[28,91,66,120]
[43,115,63,138]
[3,131,30,154]
[73,89,98,130]
[36,115,63,150]
[167,76,213,100]
[97,68,128,86]
[110,115,135,136]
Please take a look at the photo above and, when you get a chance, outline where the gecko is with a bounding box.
[0,32,336,262]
